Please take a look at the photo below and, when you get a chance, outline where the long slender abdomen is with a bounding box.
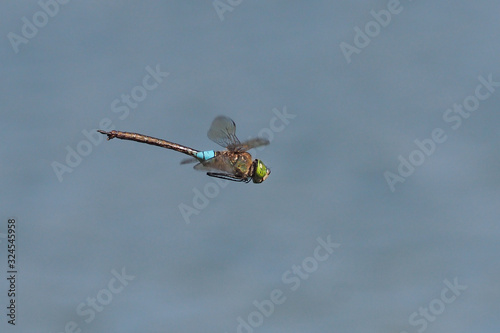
[97,130,199,157]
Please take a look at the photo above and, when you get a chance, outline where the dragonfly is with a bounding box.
[97,116,271,183]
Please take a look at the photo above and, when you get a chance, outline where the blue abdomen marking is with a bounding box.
[196,150,215,161]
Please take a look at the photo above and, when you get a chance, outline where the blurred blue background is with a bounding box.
[1,1,499,332]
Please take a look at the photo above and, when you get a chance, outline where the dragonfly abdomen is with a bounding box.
[97,130,199,157]
[195,150,215,161]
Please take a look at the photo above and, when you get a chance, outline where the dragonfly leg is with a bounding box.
[207,172,250,183]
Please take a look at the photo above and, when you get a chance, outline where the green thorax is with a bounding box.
[218,151,253,177]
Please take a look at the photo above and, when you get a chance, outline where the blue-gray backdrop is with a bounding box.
[1,1,499,332]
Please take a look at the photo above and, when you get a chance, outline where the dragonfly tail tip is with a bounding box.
[97,130,116,140]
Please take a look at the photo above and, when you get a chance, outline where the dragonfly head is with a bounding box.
[252,159,271,183]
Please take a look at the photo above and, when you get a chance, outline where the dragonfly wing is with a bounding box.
[193,156,236,174]
[180,157,199,164]
[236,137,270,151]
[207,116,241,149]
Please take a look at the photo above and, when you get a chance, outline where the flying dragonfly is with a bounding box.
[97,116,271,183]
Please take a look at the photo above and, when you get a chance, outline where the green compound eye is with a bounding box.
[253,160,271,183]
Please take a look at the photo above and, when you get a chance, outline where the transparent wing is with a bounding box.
[180,157,199,164]
[193,156,236,174]
[237,138,270,151]
[207,116,241,150]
